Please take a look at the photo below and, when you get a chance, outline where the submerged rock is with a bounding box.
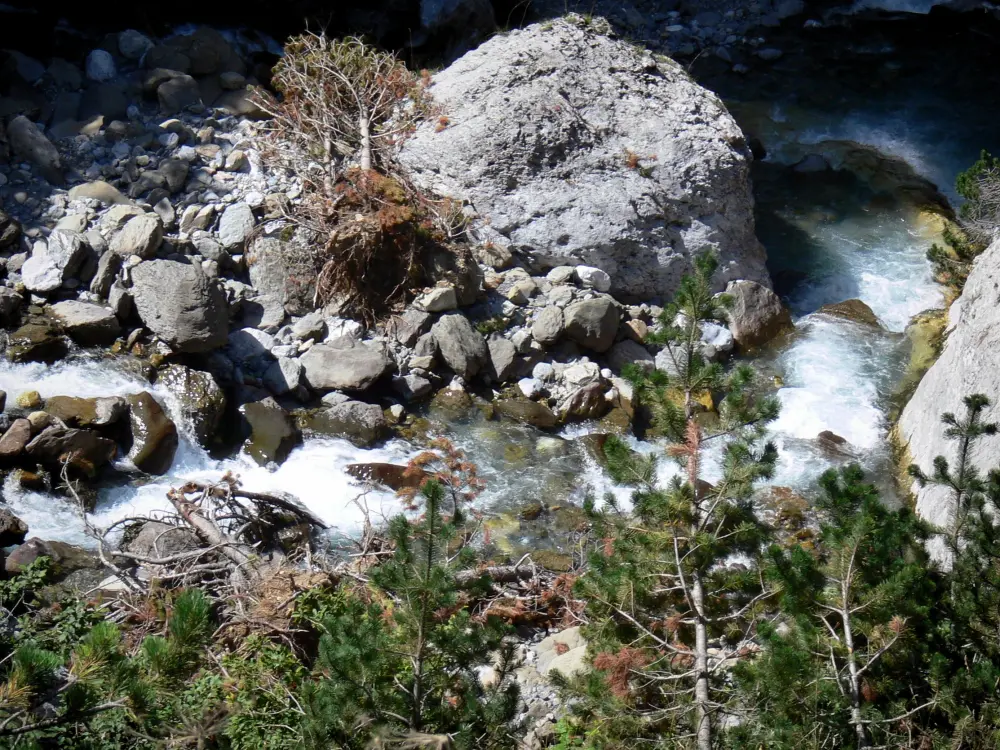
[156,365,226,446]
[345,462,427,491]
[399,18,768,299]
[6,324,69,364]
[494,397,559,429]
[241,398,301,466]
[306,400,388,447]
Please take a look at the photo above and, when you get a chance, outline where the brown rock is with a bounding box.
[0,418,32,459]
[495,398,558,428]
[126,392,178,474]
[726,280,793,349]
[0,508,28,547]
[24,426,117,475]
[345,463,428,492]
[560,383,609,422]
[816,299,881,328]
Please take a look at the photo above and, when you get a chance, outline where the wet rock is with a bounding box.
[130,259,229,353]
[156,365,226,445]
[392,373,434,401]
[576,432,611,467]
[0,419,32,460]
[126,392,178,475]
[495,397,558,428]
[560,383,609,422]
[300,340,392,392]
[431,313,488,379]
[6,115,63,183]
[0,288,23,324]
[817,430,849,456]
[725,280,793,349]
[308,400,388,447]
[47,301,120,346]
[17,391,42,409]
[564,298,619,353]
[399,19,767,300]
[345,462,427,491]
[5,539,101,580]
[110,213,163,259]
[817,299,881,328]
[43,396,127,427]
[0,508,28,547]
[25,426,117,475]
[22,231,87,293]
[241,398,301,466]
[6,324,69,364]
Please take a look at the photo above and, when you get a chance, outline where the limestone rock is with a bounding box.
[126,392,178,475]
[47,301,121,346]
[130,259,229,353]
[431,313,488,379]
[399,19,768,300]
[110,214,163,258]
[564,297,619,352]
[726,280,793,349]
[300,340,392,392]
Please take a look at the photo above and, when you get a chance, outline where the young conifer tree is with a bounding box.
[303,455,522,750]
[730,465,939,749]
[566,252,780,750]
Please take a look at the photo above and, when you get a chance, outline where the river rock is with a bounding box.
[119,30,154,61]
[300,340,392,392]
[291,310,327,342]
[0,419,32,460]
[0,508,28,547]
[47,301,121,346]
[392,373,434,401]
[0,289,22,325]
[85,49,116,81]
[68,180,132,206]
[126,392,178,475]
[398,18,768,301]
[532,306,564,347]
[308,400,388,447]
[264,357,305,396]
[43,396,127,427]
[487,336,517,382]
[5,539,102,580]
[245,226,317,316]
[388,308,432,347]
[22,231,87,292]
[431,313,488,379]
[564,298,619,353]
[606,339,655,373]
[25,426,117,475]
[90,250,123,298]
[130,259,229,353]
[817,299,882,327]
[6,115,63,183]
[495,397,558,428]
[6,324,68,364]
[218,202,255,249]
[110,213,163,259]
[345,462,427,491]
[156,365,226,445]
[0,209,22,249]
[899,237,1000,542]
[575,266,612,292]
[560,382,609,422]
[725,280,793,349]
[241,398,301,466]
[125,521,200,559]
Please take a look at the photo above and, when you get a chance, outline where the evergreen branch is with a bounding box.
[0,700,127,737]
[860,700,937,725]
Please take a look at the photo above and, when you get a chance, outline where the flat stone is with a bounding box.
[110,214,163,259]
[300,340,393,392]
[47,300,121,346]
[413,286,458,313]
[218,202,255,249]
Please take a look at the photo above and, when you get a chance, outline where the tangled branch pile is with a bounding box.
[253,34,465,322]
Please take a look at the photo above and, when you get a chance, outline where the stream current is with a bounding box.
[3,9,1000,551]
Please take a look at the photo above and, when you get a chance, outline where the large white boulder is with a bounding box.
[399,17,769,302]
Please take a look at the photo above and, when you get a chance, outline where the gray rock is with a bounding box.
[243,294,286,332]
[130,259,229,353]
[413,286,458,312]
[241,398,300,466]
[399,19,768,301]
[6,116,63,183]
[725,280,793,349]
[85,50,116,82]
[312,400,388,447]
[158,159,189,193]
[126,521,199,560]
[564,297,619,352]
[0,508,28,547]
[300,340,393,392]
[575,265,611,292]
[392,373,434,401]
[226,327,275,372]
[110,214,163,259]
[245,226,316,316]
[291,310,327,342]
[606,339,654,373]
[532,306,564,347]
[263,356,305,395]
[431,313,488,379]
[218,202,255,249]
[899,237,1000,546]
[158,75,202,113]
[0,289,21,324]
[68,180,132,206]
[118,30,154,61]
[21,232,86,293]
[47,301,120,346]
[193,236,226,263]
[107,282,132,319]
[389,308,432,347]
[487,336,517,382]
[156,365,226,445]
